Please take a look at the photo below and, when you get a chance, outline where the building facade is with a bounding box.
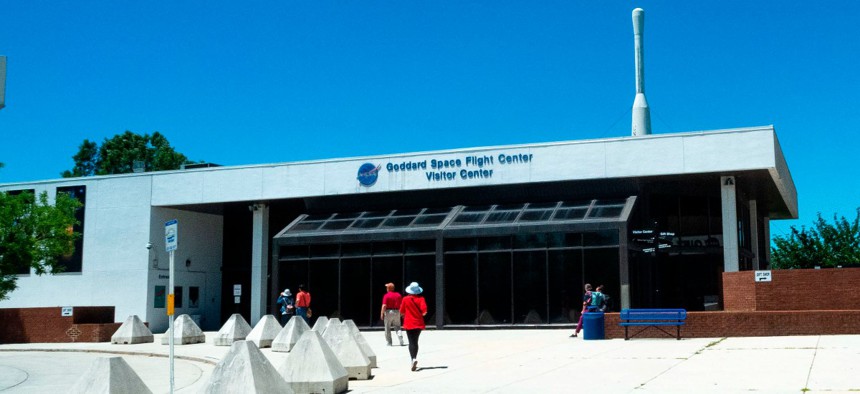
[0,126,797,332]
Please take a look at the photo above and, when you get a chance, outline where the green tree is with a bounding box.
[62,131,194,177]
[771,209,860,269]
[0,190,81,300]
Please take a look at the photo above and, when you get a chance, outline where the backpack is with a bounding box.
[591,292,605,308]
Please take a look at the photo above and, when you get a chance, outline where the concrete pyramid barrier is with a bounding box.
[200,340,293,394]
[312,316,329,333]
[279,330,348,394]
[111,315,154,344]
[246,314,281,348]
[343,319,377,368]
[214,313,253,346]
[160,314,205,345]
[69,356,152,394]
[321,319,371,380]
[272,315,310,353]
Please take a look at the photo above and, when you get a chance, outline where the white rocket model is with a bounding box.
[631,8,651,136]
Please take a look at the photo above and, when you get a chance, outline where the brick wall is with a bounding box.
[723,268,860,311]
[601,268,860,339]
[604,310,860,339]
[0,306,120,344]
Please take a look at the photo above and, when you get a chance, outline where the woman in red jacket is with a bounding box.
[400,281,428,371]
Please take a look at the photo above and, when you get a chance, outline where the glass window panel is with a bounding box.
[373,241,402,255]
[495,203,525,211]
[444,254,477,324]
[478,252,512,324]
[413,214,446,226]
[372,256,403,327]
[513,250,547,324]
[589,206,624,218]
[277,260,308,306]
[513,233,547,249]
[479,236,511,251]
[452,212,485,224]
[281,246,309,260]
[444,237,478,252]
[304,213,333,221]
[321,220,352,230]
[405,239,435,254]
[527,202,558,209]
[382,216,416,227]
[332,212,360,220]
[485,211,519,223]
[548,249,583,323]
[393,208,422,216]
[583,248,619,312]
[308,259,339,319]
[56,185,85,273]
[553,207,588,220]
[340,258,372,326]
[352,218,385,229]
[290,221,323,232]
[341,243,372,257]
[463,205,492,212]
[405,255,436,324]
[583,230,619,246]
[361,211,391,218]
[519,210,552,222]
[423,207,452,215]
[310,244,340,258]
[561,201,592,208]
[547,232,565,248]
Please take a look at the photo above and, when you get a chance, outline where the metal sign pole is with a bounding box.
[164,219,178,394]
[168,249,175,393]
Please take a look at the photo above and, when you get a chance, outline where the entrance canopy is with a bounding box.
[274,197,637,245]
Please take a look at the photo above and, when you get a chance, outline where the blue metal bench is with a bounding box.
[619,308,687,340]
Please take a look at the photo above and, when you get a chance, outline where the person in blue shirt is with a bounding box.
[276,288,294,325]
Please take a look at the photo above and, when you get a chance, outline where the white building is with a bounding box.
[0,126,796,331]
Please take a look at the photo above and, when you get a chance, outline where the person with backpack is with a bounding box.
[571,283,592,337]
[276,288,294,325]
[591,285,606,312]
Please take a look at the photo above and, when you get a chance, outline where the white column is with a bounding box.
[749,200,760,270]
[721,176,739,272]
[763,217,771,265]
[251,203,269,325]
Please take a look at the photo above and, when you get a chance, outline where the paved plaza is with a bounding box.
[1,329,859,393]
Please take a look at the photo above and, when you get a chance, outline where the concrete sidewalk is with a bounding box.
[1,330,859,393]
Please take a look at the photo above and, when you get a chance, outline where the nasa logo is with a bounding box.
[357,163,381,187]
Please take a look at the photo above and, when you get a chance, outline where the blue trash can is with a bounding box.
[582,311,605,340]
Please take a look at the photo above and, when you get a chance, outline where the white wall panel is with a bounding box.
[682,130,775,173]
[202,168,263,202]
[604,137,686,177]
[152,172,204,205]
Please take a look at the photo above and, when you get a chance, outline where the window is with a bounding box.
[5,189,35,275]
[56,185,86,273]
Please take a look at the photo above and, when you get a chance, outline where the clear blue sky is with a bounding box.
[1,1,857,238]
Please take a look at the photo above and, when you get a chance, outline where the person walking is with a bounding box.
[571,283,593,337]
[400,281,427,371]
[380,282,405,346]
[295,284,312,323]
[276,288,295,325]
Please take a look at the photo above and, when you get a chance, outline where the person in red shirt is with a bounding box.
[295,284,312,323]
[399,281,427,371]
[380,282,405,346]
